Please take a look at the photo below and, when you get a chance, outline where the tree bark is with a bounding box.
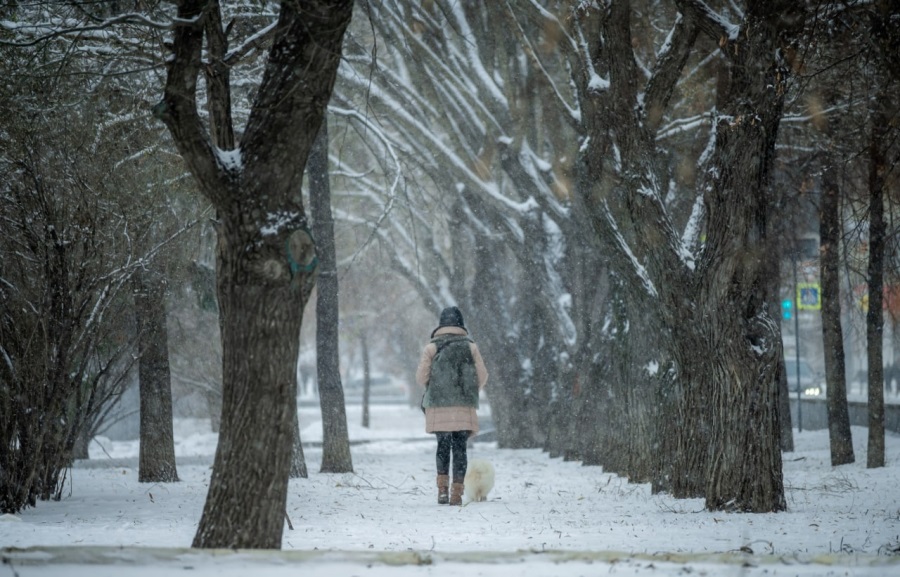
[133,266,179,483]
[820,163,854,466]
[309,119,354,473]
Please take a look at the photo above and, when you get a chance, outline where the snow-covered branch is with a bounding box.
[0,12,176,48]
[502,1,583,127]
[643,12,700,132]
[674,0,740,48]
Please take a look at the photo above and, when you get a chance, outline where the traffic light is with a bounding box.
[782,299,793,320]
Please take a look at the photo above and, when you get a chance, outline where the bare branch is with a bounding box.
[223,21,278,67]
[643,13,700,133]
[0,12,176,48]
[502,0,582,129]
[154,1,225,205]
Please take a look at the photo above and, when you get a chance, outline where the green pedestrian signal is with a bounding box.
[782,299,793,320]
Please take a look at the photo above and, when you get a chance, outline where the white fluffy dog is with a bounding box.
[464,459,495,502]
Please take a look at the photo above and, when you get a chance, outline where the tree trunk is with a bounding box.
[775,328,794,452]
[469,242,536,449]
[865,82,889,470]
[768,232,792,453]
[669,2,793,512]
[309,119,354,473]
[206,391,222,433]
[71,427,91,461]
[133,266,179,483]
[290,404,308,479]
[192,228,316,548]
[668,330,711,500]
[820,163,854,466]
[361,334,371,429]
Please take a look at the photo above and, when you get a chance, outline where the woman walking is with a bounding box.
[416,306,488,505]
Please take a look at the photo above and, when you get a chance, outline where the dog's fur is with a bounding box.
[463,459,494,502]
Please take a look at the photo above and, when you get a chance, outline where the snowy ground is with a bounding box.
[2,403,899,576]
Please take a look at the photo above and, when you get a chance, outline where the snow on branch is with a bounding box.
[0,345,14,381]
[327,105,403,273]
[602,200,659,299]
[223,21,277,67]
[656,112,713,141]
[372,5,506,134]
[541,214,578,346]
[643,12,699,132]
[573,16,607,95]
[676,0,740,47]
[446,2,508,110]
[502,1,582,125]
[213,147,243,173]
[679,194,704,271]
[0,12,182,48]
[337,70,531,216]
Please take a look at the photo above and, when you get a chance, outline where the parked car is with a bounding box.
[784,358,825,396]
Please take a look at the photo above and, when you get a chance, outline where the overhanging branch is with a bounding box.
[0,12,182,48]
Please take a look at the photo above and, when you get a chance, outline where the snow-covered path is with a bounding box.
[2,405,899,576]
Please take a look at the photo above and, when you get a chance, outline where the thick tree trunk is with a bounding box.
[651,365,679,494]
[194,288,298,548]
[668,329,710,499]
[623,342,660,483]
[192,225,315,548]
[562,239,608,463]
[573,358,609,467]
[820,164,854,466]
[133,266,179,483]
[665,1,794,512]
[309,120,353,473]
[692,319,784,512]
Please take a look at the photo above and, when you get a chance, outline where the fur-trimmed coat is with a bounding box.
[416,326,488,433]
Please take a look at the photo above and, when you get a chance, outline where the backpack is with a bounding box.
[422,336,479,411]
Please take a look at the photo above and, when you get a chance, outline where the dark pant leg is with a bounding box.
[450,430,468,480]
[435,432,451,475]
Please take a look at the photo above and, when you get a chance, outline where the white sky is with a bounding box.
[2,403,899,576]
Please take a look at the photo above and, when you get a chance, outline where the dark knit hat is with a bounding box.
[431,306,466,338]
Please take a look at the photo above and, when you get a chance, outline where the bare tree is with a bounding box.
[152,0,353,548]
[0,61,173,511]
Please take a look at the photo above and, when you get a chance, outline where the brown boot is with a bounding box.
[437,474,449,505]
[449,481,464,506]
